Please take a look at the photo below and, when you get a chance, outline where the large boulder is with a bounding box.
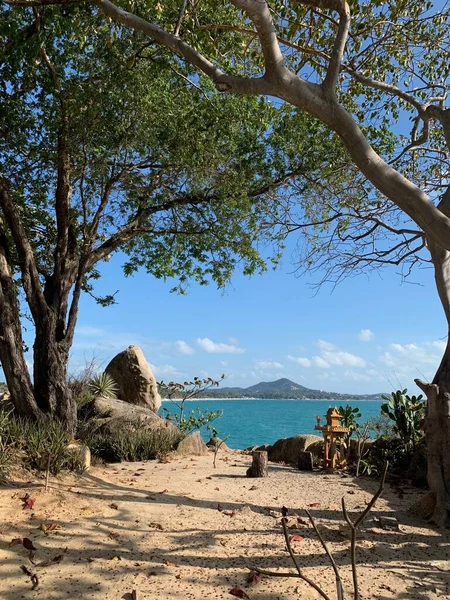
[89,396,176,436]
[175,431,209,456]
[105,345,161,411]
[268,434,323,464]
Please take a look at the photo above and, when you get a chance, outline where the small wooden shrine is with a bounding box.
[314,407,350,469]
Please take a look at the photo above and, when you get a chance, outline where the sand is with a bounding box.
[1,451,449,600]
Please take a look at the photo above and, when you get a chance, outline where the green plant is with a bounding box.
[381,389,425,450]
[88,428,183,462]
[160,376,224,434]
[88,372,118,399]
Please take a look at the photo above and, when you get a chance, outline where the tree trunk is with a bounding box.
[416,235,450,526]
[33,321,77,435]
[246,450,268,477]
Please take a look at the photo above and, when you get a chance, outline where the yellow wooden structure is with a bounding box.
[314,407,350,469]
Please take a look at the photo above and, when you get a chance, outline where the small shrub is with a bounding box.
[0,406,73,475]
[381,388,425,450]
[88,372,118,399]
[88,428,183,462]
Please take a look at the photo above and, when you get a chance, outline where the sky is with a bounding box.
[21,234,445,397]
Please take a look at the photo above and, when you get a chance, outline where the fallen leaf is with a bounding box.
[9,538,23,547]
[289,535,304,542]
[108,531,120,539]
[159,489,168,494]
[223,509,236,517]
[109,503,119,510]
[248,486,258,491]
[20,565,39,589]
[247,571,261,587]
[217,503,224,512]
[34,555,63,568]
[229,587,249,599]
[215,487,220,491]
[21,494,36,510]
[296,517,308,526]
[39,522,62,534]
[133,473,142,476]
[22,538,36,551]
[148,522,164,530]
[309,502,321,507]
[111,555,122,561]
[163,560,177,567]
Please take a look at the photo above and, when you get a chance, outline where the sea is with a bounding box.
[160,398,383,449]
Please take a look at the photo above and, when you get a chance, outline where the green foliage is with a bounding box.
[381,389,425,449]
[88,428,183,463]
[88,372,118,399]
[162,405,222,434]
[338,404,361,438]
[160,376,224,434]
[0,406,73,475]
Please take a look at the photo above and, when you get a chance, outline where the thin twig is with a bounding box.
[342,461,389,600]
[44,453,51,492]
[281,517,330,600]
[306,510,344,600]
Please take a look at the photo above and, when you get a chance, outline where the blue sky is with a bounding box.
[29,234,445,396]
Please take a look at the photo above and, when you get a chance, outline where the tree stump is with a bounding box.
[246,450,268,477]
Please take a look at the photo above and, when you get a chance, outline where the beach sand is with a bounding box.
[1,451,449,600]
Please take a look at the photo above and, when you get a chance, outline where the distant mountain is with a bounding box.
[199,378,383,400]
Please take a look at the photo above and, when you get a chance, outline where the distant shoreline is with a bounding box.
[161,397,383,402]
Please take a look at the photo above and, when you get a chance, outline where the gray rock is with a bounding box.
[377,516,400,531]
[90,396,176,436]
[175,431,209,456]
[268,434,323,464]
[298,450,314,471]
[67,443,91,470]
[105,345,161,411]
[206,437,231,452]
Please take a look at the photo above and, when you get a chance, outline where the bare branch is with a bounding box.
[174,0,188,37]
[322,1,351,97]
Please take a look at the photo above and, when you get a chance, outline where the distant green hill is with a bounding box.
[199,378,383,400]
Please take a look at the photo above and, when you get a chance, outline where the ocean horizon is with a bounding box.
[160,397,383,449]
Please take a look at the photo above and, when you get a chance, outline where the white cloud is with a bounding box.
[149,362,181,378]
[228,337,240,345]
[196,337,245,354]
[287,355,312,368]
[313,356,330,368]
[381,341,446,369]
[220,361,228,367]
[316,340,366,367]
[359,329,374,342]
[255,360,284,369]
[174,340,195,355]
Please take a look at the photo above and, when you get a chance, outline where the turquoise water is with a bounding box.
[160,398,382,449]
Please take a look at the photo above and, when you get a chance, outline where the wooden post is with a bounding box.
[246,450,268,478]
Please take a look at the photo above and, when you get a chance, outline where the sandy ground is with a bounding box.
[1,451,449,600]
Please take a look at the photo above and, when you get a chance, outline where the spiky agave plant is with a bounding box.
[88,372,118,399]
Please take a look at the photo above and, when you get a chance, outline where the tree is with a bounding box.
[52,0,450,525]
[0,3,343,435]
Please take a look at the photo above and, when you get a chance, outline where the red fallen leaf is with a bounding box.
[309,502,321,507]
[21,494,36,510]
[109,503,119,510]
[217,503,224,512]
[223,509,236,517]
[246,571,261,587]
[159,489,168,494]
[297,517,308,525]
[229,587,249,599]
[22,538,36,551]
[9,538,23,547]
[290,535,304,542]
